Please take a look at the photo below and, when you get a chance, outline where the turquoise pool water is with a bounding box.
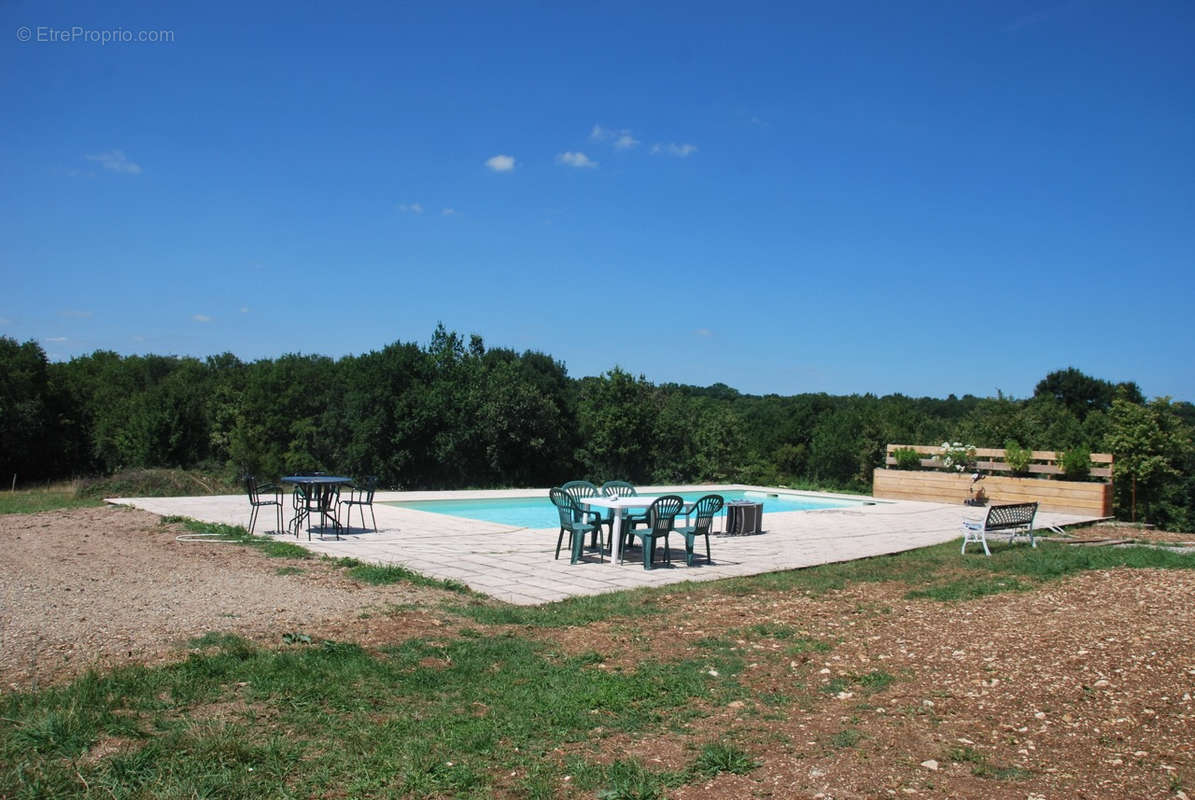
[385,490,862,529]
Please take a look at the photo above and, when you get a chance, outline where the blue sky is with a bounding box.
[2,1,1193,401]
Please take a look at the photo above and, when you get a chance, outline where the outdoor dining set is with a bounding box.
[549,480,727,570]
[244,474,378,540]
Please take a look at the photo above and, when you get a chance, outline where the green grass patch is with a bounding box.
[745,622,798,639]
[710,538,1195,603]
[822,670,898,696]
[691,742,759,776]
[0,486,103,514]
[168,517,312,559]
[947,745,1031,780]
[785,637,834,655]
[568,757,686,800]
[166,520,470,592]
[0,631,746,799]
[274,566,304,576]
[856,670,896,692]
[830,728,863,748]
[906,576,1030,601]
[337,558,470,593]
[717,545,951,598]
[449,588,667,628]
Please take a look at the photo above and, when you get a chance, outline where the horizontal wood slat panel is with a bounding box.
[873,469,1111,515]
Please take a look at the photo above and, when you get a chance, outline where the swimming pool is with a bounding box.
[385,490,863,529]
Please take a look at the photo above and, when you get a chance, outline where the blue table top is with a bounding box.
[281,475,353,484]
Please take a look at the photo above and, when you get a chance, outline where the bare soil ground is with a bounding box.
[0,506,449,689]
[2,506,1193,798]
[545,571,1195,799]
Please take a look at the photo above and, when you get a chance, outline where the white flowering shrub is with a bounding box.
[934,441,976,473]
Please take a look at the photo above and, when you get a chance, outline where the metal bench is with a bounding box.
[961,501,1039,556]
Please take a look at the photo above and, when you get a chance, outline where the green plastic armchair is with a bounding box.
[600,480,648,552]
[633,495,685,570]
[675,494,724,566]
[549,487,605,565]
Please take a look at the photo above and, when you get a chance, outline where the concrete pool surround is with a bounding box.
[110,484,1100,605]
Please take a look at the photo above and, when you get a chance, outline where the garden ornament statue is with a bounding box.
[965,471,988,506]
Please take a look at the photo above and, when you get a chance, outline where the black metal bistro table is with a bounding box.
[281,475,352,539]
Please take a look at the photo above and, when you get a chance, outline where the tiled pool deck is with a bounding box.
[109,485,1102,605]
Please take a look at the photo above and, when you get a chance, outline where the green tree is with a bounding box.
[1106,398,1194,527]
[1035,367,1142,420]
[692,405,750,482]
[0,337,52,481]
[575,368,658,482]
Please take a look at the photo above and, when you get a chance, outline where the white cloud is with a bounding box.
[46,336,68,342]
[556,151,598,168]
[441,208,456,216]
[59,310,93,318]
[85,149,142,174]
[192,314,211,323]
[694,328,712,337]
[651,142,698,157]
[398,202,424,214]
[485,154,516,172]
[240,306,250,313]
[591,125,639,149]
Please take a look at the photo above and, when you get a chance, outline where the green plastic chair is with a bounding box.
[674,494,724,566]
[562,480,602,546]
[550,487,605,564]
[633,495,684,570]
[600,480,648,552]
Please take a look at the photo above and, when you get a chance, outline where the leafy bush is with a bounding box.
[1057,447,1092,481]
[892,447,923,470]
[76,468,240,499]
[1003,440,1032,475]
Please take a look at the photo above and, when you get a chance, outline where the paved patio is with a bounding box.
[108,486,1102,605]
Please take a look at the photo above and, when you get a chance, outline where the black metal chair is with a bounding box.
[549,487,605,564]
[339,476,378,533]
[633,495,685,569]
[244,475,284,535]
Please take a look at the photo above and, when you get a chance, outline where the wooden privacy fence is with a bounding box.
[874,444,1114,516]
[883,444,1113,479]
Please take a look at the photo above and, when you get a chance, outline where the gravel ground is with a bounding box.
[0,506,446,690]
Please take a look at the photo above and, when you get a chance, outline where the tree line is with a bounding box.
[2,327,1192,527]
